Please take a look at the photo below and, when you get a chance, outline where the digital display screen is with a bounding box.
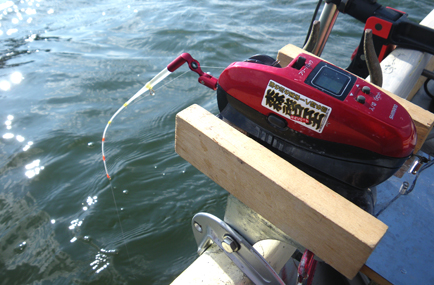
[312,66,350,96]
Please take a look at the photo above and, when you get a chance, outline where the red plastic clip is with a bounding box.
[167,53,218,90]
[297,249,317,285]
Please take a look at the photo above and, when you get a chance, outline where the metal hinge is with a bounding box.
[192,212,285,285]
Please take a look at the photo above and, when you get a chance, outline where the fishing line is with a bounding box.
[101,70,177,261]
[107,181,132,261]
[102,67,172,180]
[99,53,218,271]
[200,65,227,69]
[102,54,218,180]
[101,70,191,182]
[100,67,173,268]
[153,70,189,92]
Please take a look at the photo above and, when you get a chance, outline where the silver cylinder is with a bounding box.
[312,3,340,56]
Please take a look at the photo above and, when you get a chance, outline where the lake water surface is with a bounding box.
[0,0,432,284]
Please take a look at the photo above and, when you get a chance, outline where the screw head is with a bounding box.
[221,235,240,253]
[399,181,410,194]
[194,222,202,233]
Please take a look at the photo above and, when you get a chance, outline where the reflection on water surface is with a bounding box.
[0,0,432,283]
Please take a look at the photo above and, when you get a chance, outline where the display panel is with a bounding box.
[311,66,351,96]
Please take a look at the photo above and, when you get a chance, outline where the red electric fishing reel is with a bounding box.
[215,52,416,194]
[176,49,416,215]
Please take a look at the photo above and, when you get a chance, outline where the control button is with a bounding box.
[362,86,371,94]
[356,95,366,104]
[268,114,286,128]
[293,56,306,70]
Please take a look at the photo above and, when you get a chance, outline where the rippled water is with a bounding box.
[0,0,432,284]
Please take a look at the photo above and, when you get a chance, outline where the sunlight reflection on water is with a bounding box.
[24,159,44,178]
[0,71,23,90]
[2,112,41,179]
[0,0,431,283]
[0,0,46,38]
[3,114,33,150]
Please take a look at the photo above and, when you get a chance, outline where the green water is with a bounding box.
[0,0,432,284]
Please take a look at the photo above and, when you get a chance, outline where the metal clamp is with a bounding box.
[192,212,285,285]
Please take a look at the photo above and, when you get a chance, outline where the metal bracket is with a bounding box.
[224,195,304,251]
[192,212,285,285]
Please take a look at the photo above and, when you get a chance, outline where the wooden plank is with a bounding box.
[360,265,393,285]
[277,44,434,154]
[175,104,388,279]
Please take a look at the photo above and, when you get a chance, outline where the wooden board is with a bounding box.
[175,104,388,279]
[360,265,393,285]
[277,44,434,154]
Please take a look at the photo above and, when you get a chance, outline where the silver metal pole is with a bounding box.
[312,2,340,56]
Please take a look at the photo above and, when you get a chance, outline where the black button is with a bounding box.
[362,86,371,94]
[293,56,306,70]
[356,95,366,104]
